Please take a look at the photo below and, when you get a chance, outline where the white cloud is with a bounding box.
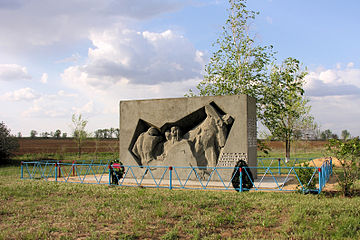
[0,64,31,81]
[304,63,360,136]
[56,53,81,64]
[310,95,360,136]
[72,100,94,114]
[62,27,204,88]
[0,0,185,51]
[60,26,204,118]
[40,73,48,83]
[304,63,360,97]
[347,62,354,68]
[3,87,39,101]
[21,90,87,118]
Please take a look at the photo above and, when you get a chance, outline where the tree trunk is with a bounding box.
[285,139,291,163]
[78,138,81,159]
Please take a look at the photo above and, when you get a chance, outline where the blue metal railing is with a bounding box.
[20,158,333,193]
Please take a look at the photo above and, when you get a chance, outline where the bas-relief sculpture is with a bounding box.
[120,95,257,182]
[131,104,234,175]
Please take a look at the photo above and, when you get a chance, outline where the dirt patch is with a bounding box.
[304,157,342,167]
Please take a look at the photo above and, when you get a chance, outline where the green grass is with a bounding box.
[13,152,119,163]
[1,164,360,239]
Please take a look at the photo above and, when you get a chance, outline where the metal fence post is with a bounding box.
[169,166,173,190]
[58,161,62,178]
[330,157,333,176]
[108,165,111,186]
[278,158,281,175]
[55,163,58,182]
[318,167,322,193]
[21,161,23,179]
[72,160,75,176]
[239,167,243,192]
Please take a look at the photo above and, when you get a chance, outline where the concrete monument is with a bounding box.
[119,95,257,181]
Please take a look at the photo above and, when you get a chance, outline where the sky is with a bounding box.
[1,0,360,137]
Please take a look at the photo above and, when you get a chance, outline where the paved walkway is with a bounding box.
[55,175,294,189]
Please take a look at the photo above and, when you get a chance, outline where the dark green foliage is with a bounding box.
[257,139,271,157]
[0,122,19,164]
[296,162,317,193]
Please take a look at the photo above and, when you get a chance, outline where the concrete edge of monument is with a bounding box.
[119,95,257,182]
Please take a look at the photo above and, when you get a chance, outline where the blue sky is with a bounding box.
[1,0,360,137]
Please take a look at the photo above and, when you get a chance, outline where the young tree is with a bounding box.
[341,129,351,140]
[94,129,102,139]
[109,127,115,138]
[71,114,88,158]
[320,129,332,140]
[327,137,360,196]
[103,129,109,139]
[30,130,37,138]
[261,58,312,161]
[187,0,312,160]
[188,0,274,100]
[0,122,19,164]
[54,129,61,139]
[114,128,120,139]
[41,132,49,138]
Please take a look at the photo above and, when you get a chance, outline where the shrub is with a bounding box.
[296,162,317,193]
[0,122,19,164]
[326,137,360,196]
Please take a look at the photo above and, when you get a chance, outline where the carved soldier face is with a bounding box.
[147,127,159,136]
[222,114,234,125]
[165,130,171,141]
[170,126,180,141]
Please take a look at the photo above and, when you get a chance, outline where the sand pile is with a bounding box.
[306,157,342,167]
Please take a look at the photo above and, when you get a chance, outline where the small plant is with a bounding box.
[296,162,317,193]
[71,113,88,158]
[326,137,360,197]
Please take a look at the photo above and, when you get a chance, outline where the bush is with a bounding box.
[327,137,360,196]
[0,122,19,164]
[296,162,317,193]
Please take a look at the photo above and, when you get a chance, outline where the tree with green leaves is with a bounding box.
[54,129,61,138]
[188,0,313,160]
[0,122,19,164]
[71,114,88,158]
[188,0,274,99]
[261,58,312,161]
[341,129,351,140]
[30,130,37,138]
[327,137,360,196]
[320,129,333,140]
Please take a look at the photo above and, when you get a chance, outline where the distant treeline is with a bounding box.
[19,128,120,139]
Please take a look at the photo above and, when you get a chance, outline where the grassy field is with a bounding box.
[1,163,360,239]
